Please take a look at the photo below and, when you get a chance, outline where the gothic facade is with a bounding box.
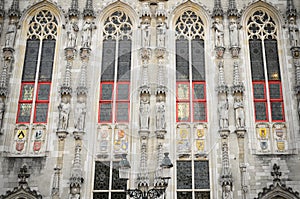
[0,0,300,199]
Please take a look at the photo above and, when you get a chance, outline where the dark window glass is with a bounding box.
[111,193,126,199]
[100,103,112,122]
[192,39,205,81]
[249,39,264,81]
[193,84,205,99]
[193,102,206,121]
[269,83,281,99]
[101,84,113,100]
[39,40,55,81]
[176,39,189,81]
[194,161,210,189]
[118,39,131,81]
[116,103,129,122]
[265,40,280,80]
[101,39,116,81]
[177,192,192,199]
[18,104,32,123]
[177,161,192,189]
[22,40,40,81]
[35,103,48,122]
[271,102,284,121]
[93,193,108,199]
[253,84,265,99]
[94,161,110,190]
[21,84,34,100]
[195,192,210,199]
[112,162,127,190]
[38,84,51,100]
[255,102,267,121]
[117,84,129,100]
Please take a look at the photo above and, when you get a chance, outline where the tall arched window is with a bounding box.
[99,10,132,123]
[17,10,58,124]
[247,10,284,122]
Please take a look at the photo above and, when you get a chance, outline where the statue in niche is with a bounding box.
[58,96,71,130]
[142,23,150,47]
[223,184,233,199]
[156,95,166,130]
[234,95,245,129]
[289,17,299,47]
[229,20,239,47]
[75,96,86,131]
[139,95,150,130]
[81,21,95,48]
[157,22,166,48]
[212,18,224,47]
[66,20,79,48]
[218,98,229,129]
[5,22,16,47]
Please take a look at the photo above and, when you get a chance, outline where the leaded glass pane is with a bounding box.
[195,192,210,199]
[193,102,206,121]
[101,39,116,81]
[100,103,112,122]
[265,40,280,80]
[22,40,40,81]
[18,104,32,123]
[249,39,264,81]
[35,103,48,122]
[177,103,189,122]
[271,102,284,121]
[117,84,129,100]
[194,161,210,189]
[101,84,113,100]
[94,161,110,190]
[253,84,265,99]
[255,102,267,121]
[112,162,127,190]
[39,40,55,81]
[193,84,205,99]
[93,193,108,199]
[118,39,131,81]
[21,84,34,100]
[269,83,281,99]
[177,192,192,199]
[116,103,129,122]
[177,83,189,100]
[177,161,192,189]
[111,192,126,199]
[192,39,205,81]
[176,39,189,81]
[38,84,51,100]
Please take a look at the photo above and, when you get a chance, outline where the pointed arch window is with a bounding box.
[175,10,206,123]
[99,11,132,123]
[17,10,58,123]
[247,10,284,122]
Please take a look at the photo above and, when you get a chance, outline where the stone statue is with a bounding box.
[223,184,233,199]
[156,95,165,130]
[234,96,245,129]
[58,97,71,130]
[66,20,79,48]
[75,98,86,131]
[81,21,95,48]
[157,22,166,48]
[142,23,150,47]
[212,18,224,47]
[0,97,5,129]
[139,95,150,130]
[218,99,229,129]
[5,22,17,47]
[229,20,238,47]
[289,18,299,47]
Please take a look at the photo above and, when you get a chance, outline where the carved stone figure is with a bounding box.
[66,20,79,48]
[0,97,5,129]
[229,20,238,47]
[156,95,165,130]
[81,21,94,48]
[213,18,224,47]
[218,99,229,129]
[142,23,150,47]
[139,95,150,130]
[5,22,17,47]
[289,18,299,47]
[223,184,233,199]
[58,97,71,130]
[234,96,245,129]
[157,22,166,48]
[75,97,86,131]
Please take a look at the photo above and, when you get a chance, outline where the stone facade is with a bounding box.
[0,0,299,199]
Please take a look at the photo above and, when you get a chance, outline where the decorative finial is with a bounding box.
[286,0,297,19]
[271,164,281,184]
[217,60,229,93]
[227,0,238,17]
[8,0,20,20]
[232,62,244,94]
[68,0,80,19]
[18,165,30,187]
[83,0,95,19]
[213,0,224,17]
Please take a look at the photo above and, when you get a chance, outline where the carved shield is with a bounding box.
[33,141,42,152]
[260,141,268,150]
[197,129,204,138]
[16,141,24,152]
[196,140,205,151]
[259,128,267,139]
[276,140,285,151]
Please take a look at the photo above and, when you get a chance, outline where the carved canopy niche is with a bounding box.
[254,164,300,199]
